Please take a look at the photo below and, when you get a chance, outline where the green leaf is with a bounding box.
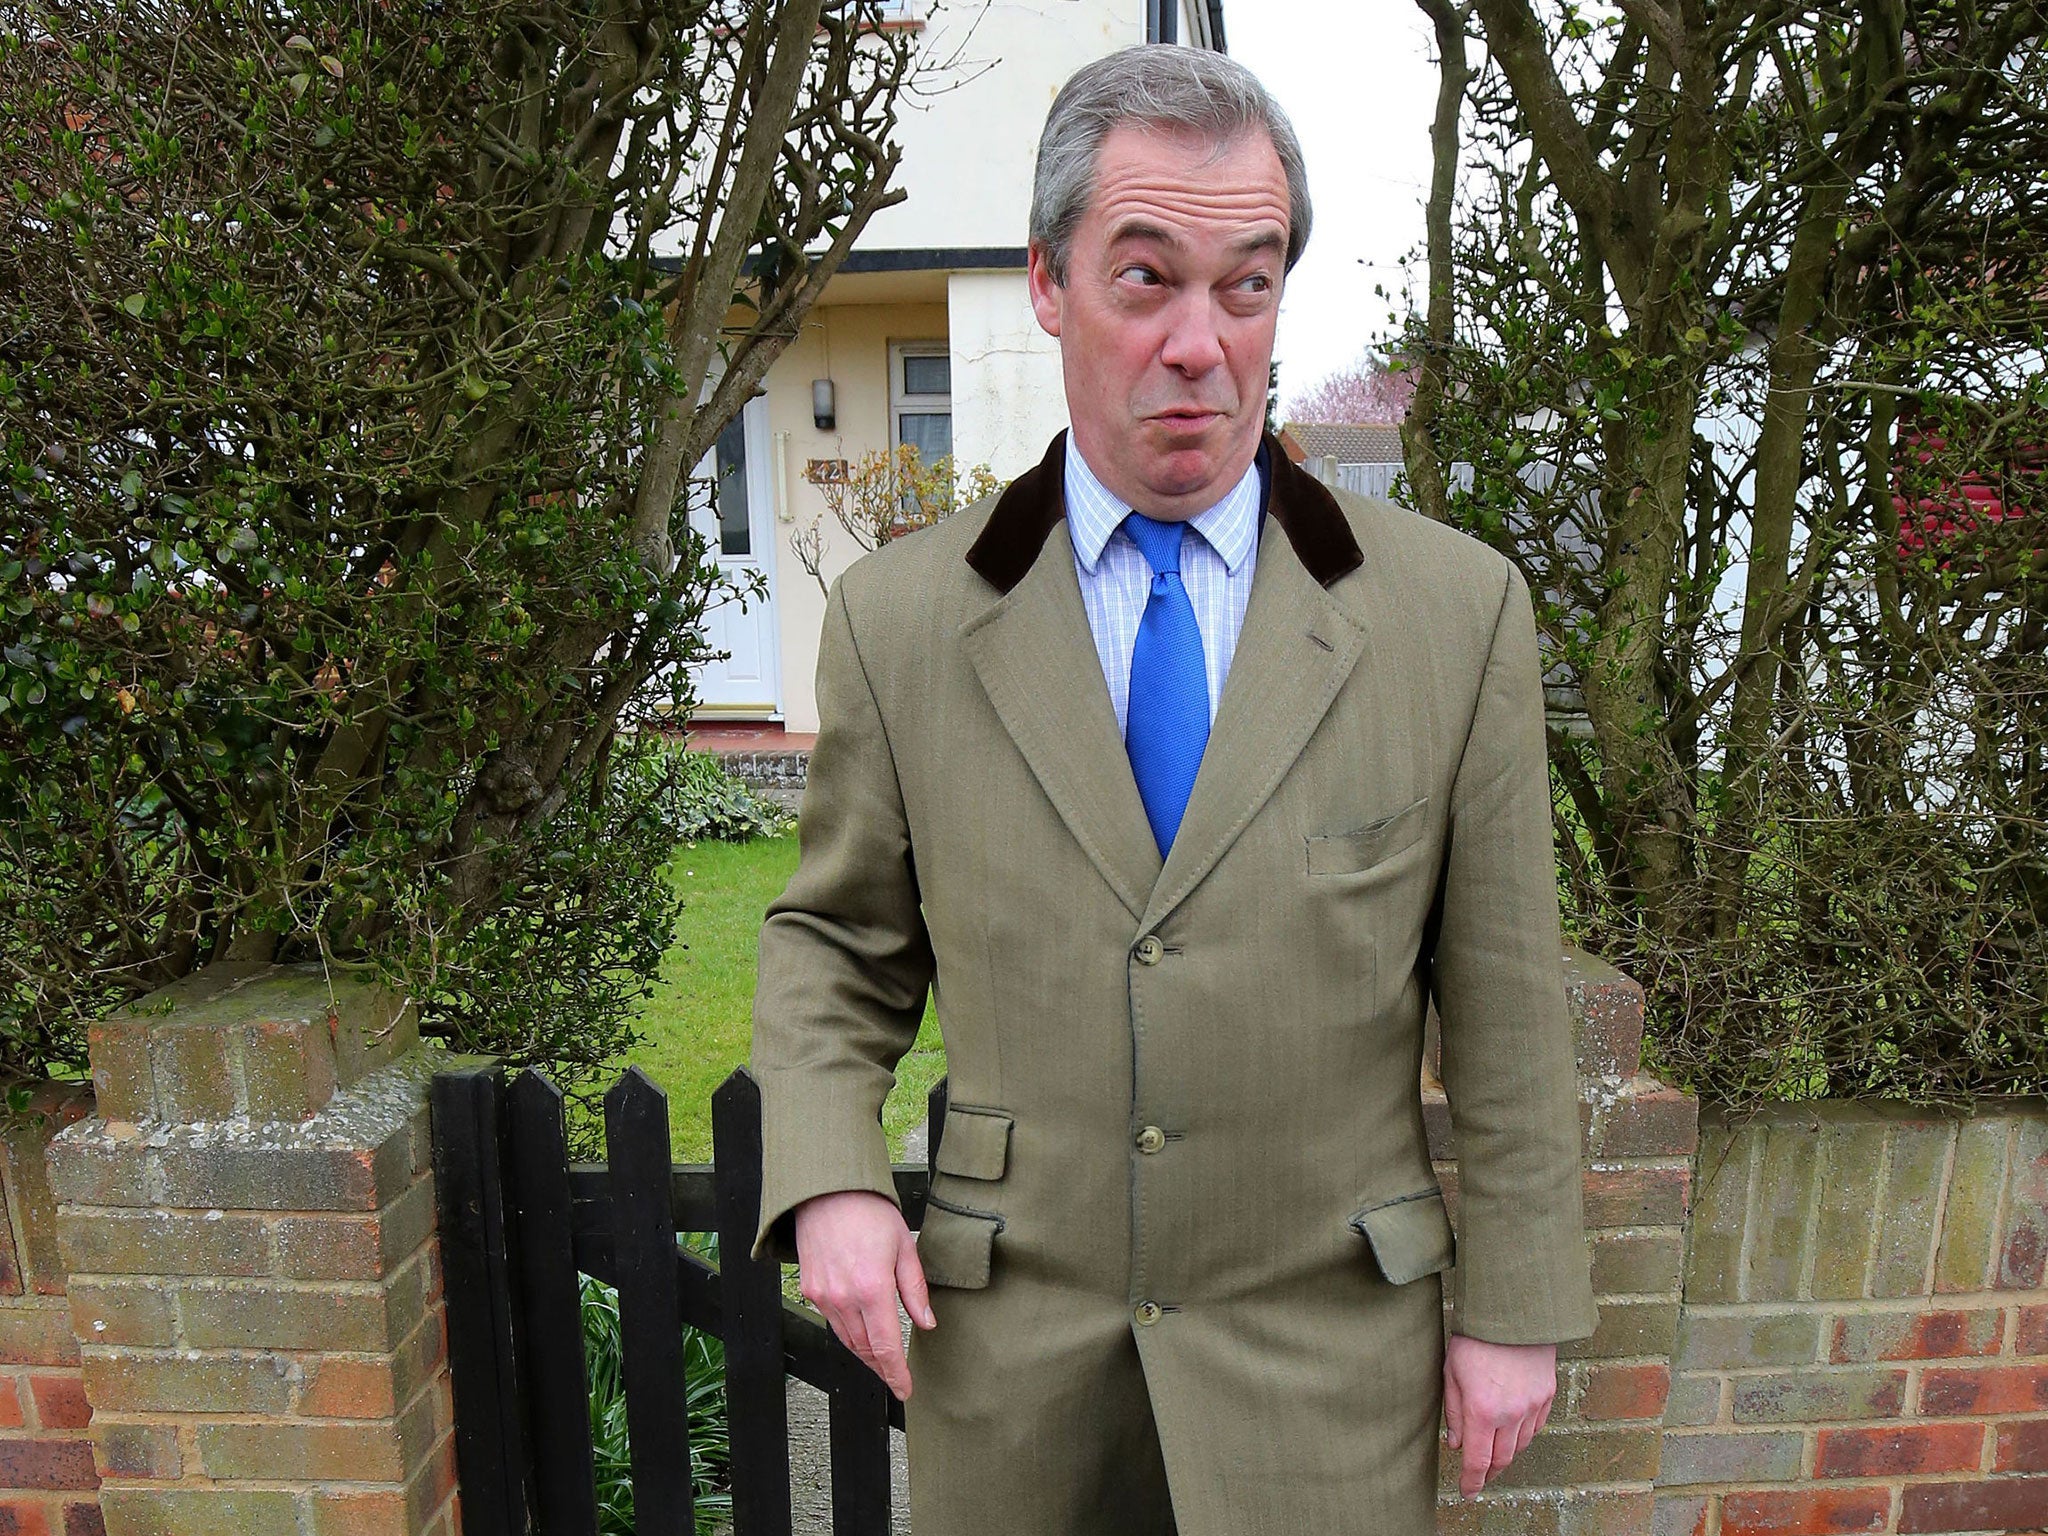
[121,293,147,317]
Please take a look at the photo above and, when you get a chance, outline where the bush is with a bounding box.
[662,747,795,845]
[0,0,910,1084]
[399,744,788,1124]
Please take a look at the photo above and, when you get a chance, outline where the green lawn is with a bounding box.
[614,830,945,1163]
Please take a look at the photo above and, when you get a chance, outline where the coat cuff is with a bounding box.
[750,1086,902,1265]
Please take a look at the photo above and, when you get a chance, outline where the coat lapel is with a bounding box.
[962,434,1163,920]
[959,430,1371,930]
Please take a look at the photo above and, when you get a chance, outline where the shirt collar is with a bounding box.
[1064,436,1262,577]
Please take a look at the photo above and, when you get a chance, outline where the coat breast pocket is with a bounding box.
[1306,796,1430,877]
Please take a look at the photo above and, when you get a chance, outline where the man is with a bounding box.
[748,44,1598,1534]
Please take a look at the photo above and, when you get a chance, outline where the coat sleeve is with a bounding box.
[747,577,935,1265]
[1430,561,1600,1344]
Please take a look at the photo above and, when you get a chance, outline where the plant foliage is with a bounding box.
[583,1246,732,1535]
[0,0,912,1079]
[1405,0,2048,1107]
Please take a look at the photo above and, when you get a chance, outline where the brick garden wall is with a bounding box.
[0,964,463,1536]
[1656,1101,2048,1536]
[0,1085,100,1535]
[1430,950,1703,1534]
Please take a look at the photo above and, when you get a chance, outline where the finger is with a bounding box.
[1442,1369,1463,1450]
[1460,1416,1493,1496]
[1514,1409,1539,1458]
[1488,1421,1519,1484]
[861,1290,913,1401]
[831,1295,879,1380]
[897,1238,938,1330]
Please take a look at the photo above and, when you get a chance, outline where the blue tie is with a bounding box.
[1122,511,1211,856]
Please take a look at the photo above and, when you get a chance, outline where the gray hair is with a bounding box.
[1030,46,1312,287]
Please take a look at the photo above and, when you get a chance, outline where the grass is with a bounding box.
[614,830,946,1163]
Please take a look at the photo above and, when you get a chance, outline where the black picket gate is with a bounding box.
[431,1062,947,1535]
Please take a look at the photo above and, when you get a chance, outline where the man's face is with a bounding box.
[1028,121,1289,522]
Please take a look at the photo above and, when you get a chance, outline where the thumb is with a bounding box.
[897,1232,938,1330]
[1442,1364,1463,1449]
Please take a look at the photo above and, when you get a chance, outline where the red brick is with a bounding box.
[1578,1361,1671,1421]
[0,1501,55,1536]
[295,1356,397,1419]
[59,1508,99,1536]
[27,1375,89,1432]
[1998,1419,2048,1474]
[0,1441,97,1492]
[1918,1363,2048,1416]
[1899,1474,2048,1532]
[1721,1486,1891,1534]
[1816,1422,1984,1478]
[1830,1308,2003,1363]
[0,1311,81,1370]
[0,1377,21,1429]
[2021,1304,2048,1357]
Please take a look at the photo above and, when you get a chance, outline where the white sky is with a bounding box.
[1226,3,1443,407]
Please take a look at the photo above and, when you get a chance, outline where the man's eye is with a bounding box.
[1118,265,1161,285]
[1238,273,1272,293]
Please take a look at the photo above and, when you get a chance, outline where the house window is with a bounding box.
[1146,0,1179,44]
[890,341,952,468]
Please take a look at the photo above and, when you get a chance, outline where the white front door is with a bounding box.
[689,395,780,716]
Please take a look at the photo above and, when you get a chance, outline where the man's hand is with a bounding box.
[1442,1333,1557,1497]
[793,1190,938,1402]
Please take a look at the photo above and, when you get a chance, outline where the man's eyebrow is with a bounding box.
[1231,229,1285,259]
[1106,218,1181,249]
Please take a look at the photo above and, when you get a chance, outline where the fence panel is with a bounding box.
[434,1063,938,1535]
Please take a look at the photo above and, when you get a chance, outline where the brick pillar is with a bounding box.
[44,963,458,1536]
[1429,946,1701,1535]
[0,1083,101,1534]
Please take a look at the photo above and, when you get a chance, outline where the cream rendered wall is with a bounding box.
[859,0,1143,251]
[948,270,1067,484]
[760,301,950,733]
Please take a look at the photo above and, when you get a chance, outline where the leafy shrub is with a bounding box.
[401,744,787,1129]
[663,748,794,845]
[0,0,910,1084]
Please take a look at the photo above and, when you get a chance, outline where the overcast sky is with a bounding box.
[1226,4,1443,409]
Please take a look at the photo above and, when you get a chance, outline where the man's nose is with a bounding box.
[1158,291,1226,376]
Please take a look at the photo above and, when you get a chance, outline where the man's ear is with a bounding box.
[1026,242,1064,339]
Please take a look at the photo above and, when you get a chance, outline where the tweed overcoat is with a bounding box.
[748,430,1600,1534]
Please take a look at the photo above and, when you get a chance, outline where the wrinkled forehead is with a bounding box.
[1086,123,1291,252]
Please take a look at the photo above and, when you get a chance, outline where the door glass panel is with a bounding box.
[899,411,952,466]
[714,414,750,556]
[902,352,950,396]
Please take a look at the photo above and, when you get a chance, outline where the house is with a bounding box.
[673,1,1230,736]
[1279,420,1409,503]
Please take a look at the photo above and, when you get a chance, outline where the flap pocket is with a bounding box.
[1349,1186,1457,1285]
[917,1195,1003,1289]
[933,1106,1013,1181]
[1307,796,1429,876]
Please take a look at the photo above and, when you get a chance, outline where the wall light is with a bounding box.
[811,378,836,431]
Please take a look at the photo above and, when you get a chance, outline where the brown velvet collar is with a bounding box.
[964,428,1365,595]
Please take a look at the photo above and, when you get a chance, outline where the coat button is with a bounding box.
[1134,1300,1162,1325]
[1135,1125,1165,1153]
[1134,935,1164,965]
